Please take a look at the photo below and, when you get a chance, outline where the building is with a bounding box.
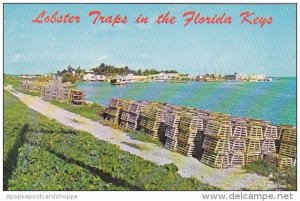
[225,73,237,81]
[83,73,96,82]
[154,72,180,81]
[236,73,248,81]
[195,75,203,81]
[249,74,266,81]
[166,73,180,79]
[20,74,36,79]
[96,75,107,82]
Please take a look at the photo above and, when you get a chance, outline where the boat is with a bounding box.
[111,78,127,85]
[265,78,273,82]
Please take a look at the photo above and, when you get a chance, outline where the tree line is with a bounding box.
[56,63,179,83]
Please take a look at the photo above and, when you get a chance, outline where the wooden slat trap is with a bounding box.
[279,143,296,158]
[201,150,230,168]
[177,141,202,157]
[202,135,230,154]
[229,152,245,168]
[164,138,178,152]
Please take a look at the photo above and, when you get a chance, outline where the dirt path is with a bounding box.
[5,85,276,190]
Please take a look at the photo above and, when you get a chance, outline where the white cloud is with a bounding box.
[10,53,23,64]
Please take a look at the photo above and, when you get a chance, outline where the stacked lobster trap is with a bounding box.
[244,121,265,165]
[104,98,123,124]
[201,117,232,168]
[22,80,48,94]
[118,99,133,129]
[104,98,167,139]
[164,108,182,151]
[177,110,209,158]
[103,98,296,169]
[265,125,296,168]
[139,104,167,139]
[229,118,248,168]
[119,101,146,130]
[69,89,85,105]
[41,80,72,102]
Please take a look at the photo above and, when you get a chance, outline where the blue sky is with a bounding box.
[4,4,296,76]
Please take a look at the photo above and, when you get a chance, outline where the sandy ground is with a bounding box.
[5,85,277,190]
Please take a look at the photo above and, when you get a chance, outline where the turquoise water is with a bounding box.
[76,78,296,126]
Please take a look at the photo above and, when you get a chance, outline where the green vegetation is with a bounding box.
[8,144,129,190]
[4,90,32,188]
[62,72,76,84]
[121,142,148,150]
[92,63,178,76]
[4,90,219,190]
[272,167,296,191]
[4,76,20,86]
[244,160,296,190]
[244,160,277,177]
[142,68,160,76]
[26,130,215,190]
[14,85,40,96]
[49,100,103,121]
[4,76,41,96]
[125,130,163,146]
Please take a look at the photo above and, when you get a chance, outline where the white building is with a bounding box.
[236,73,248,80]
[166,73,180,79]
[83,73,96,82]
[154,72,180,80]
[249,74,266,80]
[85,69,94,73]
[123,74,148,82]
[96,75,107,82]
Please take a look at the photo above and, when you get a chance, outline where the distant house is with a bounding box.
[225,73,237,81]
[20,74,36,79]
[195,75,203,81]
[85,69,94,74]
[96,75,106,82]
[83,73,96,82]
[166,73,180,79]
[249,74,266,81]
[236,74,248,80]
[154,72,180,81]
[20,74,29,79]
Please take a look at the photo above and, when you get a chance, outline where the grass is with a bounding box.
[126,130,163,146]
[49,100,104,121]
[4,76,40,96]
[244,160,296,190]
[244,160,278,177]
[4,76,21,86]
[72,119,83,123]
[14,85,40,96]
[121,141,148,151]
[8,144,129,190]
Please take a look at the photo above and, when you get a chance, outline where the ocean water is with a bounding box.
[76,77,296,126]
